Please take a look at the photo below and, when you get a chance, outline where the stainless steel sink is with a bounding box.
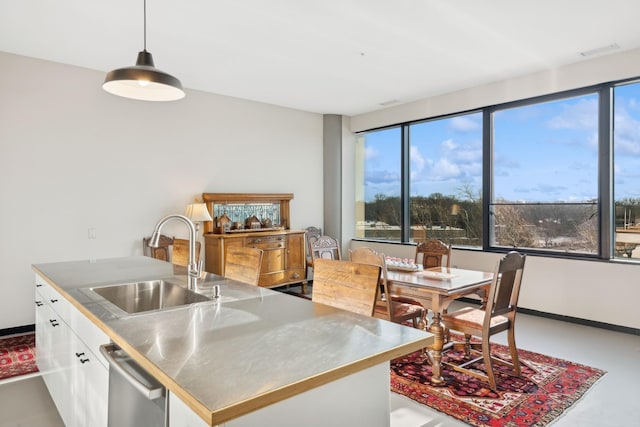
[90,280,211,315]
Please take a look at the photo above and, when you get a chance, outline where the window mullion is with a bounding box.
[401,124,411,243]
[599,86,612,259]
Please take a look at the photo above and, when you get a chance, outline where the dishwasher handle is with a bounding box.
[100,344,164,401]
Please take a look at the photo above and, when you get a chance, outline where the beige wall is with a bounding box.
[0,52,324,330]
[346,48,640,330]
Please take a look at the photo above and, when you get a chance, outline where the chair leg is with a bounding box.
[482,335,498,391]
[507,326,521,376]
[463,334,472,357]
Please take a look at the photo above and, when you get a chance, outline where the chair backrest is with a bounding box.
[224,246,264,285]
[415,239,451,269]
[348,247,391,321]
[311,259,381,317]
[305,226,322,243]
[485,251,526,324]
[310,235,341,261]
[172,239,201,267]
[305,226,322,258]
[143,234,174,262]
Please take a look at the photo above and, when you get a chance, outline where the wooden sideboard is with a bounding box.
[204,230,306,287]
[202,193,305,288]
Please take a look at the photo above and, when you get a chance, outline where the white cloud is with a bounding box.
[449,116,480,132]
[547,97,598,132]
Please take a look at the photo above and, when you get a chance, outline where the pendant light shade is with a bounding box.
[103,1,185,101]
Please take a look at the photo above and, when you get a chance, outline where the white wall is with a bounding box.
[351,48,640,132]
[0,52,324,330]
[346,48,640,331]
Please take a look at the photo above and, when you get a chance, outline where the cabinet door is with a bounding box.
[286,233,305,269]
[70,334,109,427]
[37,303,73,427]
[261,249,285,273]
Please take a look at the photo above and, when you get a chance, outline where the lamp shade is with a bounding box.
[185,203,213,223]
[103,51,185,101]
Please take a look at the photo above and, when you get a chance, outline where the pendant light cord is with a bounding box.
[143,0,147,51]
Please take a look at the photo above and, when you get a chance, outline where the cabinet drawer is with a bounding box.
[68,308,110,369]
[37,281,72,325]
[246,235,285,250]
[258,268,306,287]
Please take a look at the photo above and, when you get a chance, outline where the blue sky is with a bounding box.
[362,82,640,203]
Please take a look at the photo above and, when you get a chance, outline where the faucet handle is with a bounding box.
[197,259,205,279]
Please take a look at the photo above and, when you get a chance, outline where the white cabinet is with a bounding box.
[169,363,391,427]
[35,275,109,427]
[169,392,209,427]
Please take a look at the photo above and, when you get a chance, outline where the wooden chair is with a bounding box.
[441,251,526,390]
[304,226,322,277]
[172,239,201,268]
[143,234,173,261]
[349,247,425,328]
[311,259,380,317]
[310,235,341,262]
[224,246,264,286]
[415,239,451,269]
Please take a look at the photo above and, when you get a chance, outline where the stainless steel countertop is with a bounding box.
[33,256,433,425]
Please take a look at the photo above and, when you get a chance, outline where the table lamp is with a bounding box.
[185,203,213,232]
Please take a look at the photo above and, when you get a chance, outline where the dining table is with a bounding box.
[386,266,494,385]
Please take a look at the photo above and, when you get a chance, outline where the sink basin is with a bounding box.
[90,280,211,315]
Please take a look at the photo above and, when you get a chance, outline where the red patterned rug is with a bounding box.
[0,333,38,381]
[391,338,606,427]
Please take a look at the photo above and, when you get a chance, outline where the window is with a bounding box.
[613,81,640,260]
[355,126,402,241]
[490,92,600,255]
[356,79,640,262]
[409,114,483,246]
[355,113,483,246]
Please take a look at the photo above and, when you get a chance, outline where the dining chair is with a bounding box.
[415,239,451,269]
[441,251,526,390]
[224,246,264,286]
[172,238,201,268]
[311,259,381,317]
[306,235,342,289]
[349,247,425,328]
[310,235,341,261]
[305,227,322,269]
[303,226,323,290]
[143,234,174,262]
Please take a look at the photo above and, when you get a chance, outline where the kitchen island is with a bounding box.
[32,256,433,426]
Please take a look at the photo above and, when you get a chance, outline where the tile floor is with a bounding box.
[1,297,639,427]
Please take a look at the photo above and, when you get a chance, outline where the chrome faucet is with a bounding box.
[148,214,199,290]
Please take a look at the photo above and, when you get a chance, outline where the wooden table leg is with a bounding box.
[427,311,445,385]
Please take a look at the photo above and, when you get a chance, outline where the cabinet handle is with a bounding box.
[36,284,43,287]
[50,299,58,303]
[79,358,90,364]
[35,301,43,306]
[49,319,59,327]
[75,352,85,358]
[292,272,300,279]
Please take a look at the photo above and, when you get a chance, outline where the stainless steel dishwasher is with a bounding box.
[100,343,168,427]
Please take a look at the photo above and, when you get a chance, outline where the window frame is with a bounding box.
[356,76,640,262]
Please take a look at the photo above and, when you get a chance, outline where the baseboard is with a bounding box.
[0,324,35,337]
[457,297,640,336]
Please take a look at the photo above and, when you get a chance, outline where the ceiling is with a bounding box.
[2,0,639,116]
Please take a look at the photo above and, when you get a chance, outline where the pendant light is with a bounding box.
[103,0,185,101]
